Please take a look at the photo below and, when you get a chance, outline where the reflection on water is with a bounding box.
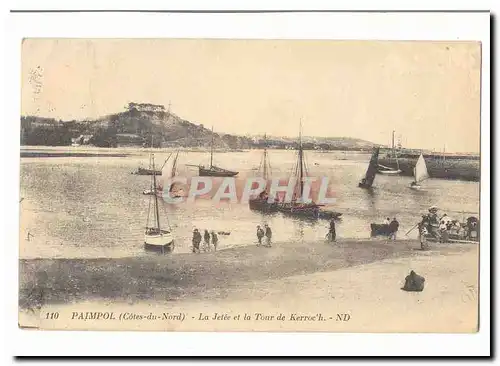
[19,149,479,259]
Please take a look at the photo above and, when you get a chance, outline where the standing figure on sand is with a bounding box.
[203,229,211,251]
[211,231,219,251]
[256,225,265,246]
[264,224,272,247]
[192,228,202,253]
[327,219,336,242]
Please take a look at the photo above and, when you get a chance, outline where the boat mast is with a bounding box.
[391,130,395,156]
[210,126,214,168]
[152,155,161,231]
[298,120,304,196]
[263,133,268,180]
[171,150,179,178]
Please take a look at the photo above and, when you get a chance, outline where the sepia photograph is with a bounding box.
[17,35,482,334]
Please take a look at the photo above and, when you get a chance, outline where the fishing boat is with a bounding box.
[377,130,402,175]
[142,152,173,195]
[144,154,174,253]
[377,163,402,175]
[249,134,279,213]
[159,150,185,198]
[276,122,342,220]
[359,147,380,188]
[197,127,238,177]
[134,167,162,176]
[409,153,429,190]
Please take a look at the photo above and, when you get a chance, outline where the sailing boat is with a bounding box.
[144,154,174,253]
[377,130,402,175]
[409,153,429,189]
[359,147,380,188]
[143,152,172,195]
[249,134,278,212]
[160,150,185,198]
[276,122,341,220]
[198,127,238,177]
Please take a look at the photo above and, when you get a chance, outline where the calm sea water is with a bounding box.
[19,147,480,259]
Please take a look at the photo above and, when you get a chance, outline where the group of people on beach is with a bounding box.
[383,217,400,240]
[192,228,218,253]
[256,224,272,247]
[417,206,479,249]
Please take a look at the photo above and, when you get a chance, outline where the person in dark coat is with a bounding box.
[211,231,219,251]
[256,225,265,246]
[402,270,425,292]
[204,230,211,251]
[264,224,272,247]
[389,218,399,240]
[328,219,336,241]
[192,229,201,253]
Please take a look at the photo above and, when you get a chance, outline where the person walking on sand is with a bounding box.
[192,228,201,253]
[211,231,219,251]
[264,224,272,247]
[419,224,429,251]
[256,225,265,246]
[204,229,211,252]
[389,218,399,240]
[328,219,336,242]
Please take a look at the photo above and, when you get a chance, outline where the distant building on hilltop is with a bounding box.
[127,102,166,113]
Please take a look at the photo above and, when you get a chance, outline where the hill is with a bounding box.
[20,102,380,151]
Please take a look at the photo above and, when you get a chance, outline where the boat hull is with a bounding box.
[144,230,174,252]
[377,169,402,175]
[135,168,162,176]
[199,167,238,177]
[370,223,392,237]
[248,198,279,212]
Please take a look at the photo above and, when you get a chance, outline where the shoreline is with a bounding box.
[19,238,477,311]
[18,240,478,332]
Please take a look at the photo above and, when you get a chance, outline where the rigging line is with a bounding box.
[145,190,153,228]
[158,197,172,230]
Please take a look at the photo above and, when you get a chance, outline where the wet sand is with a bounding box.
[19,238,474,312]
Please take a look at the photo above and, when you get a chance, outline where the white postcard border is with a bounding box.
[3,9,491,357]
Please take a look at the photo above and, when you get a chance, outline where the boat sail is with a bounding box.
[377,131,402,175]
[410,153,429,189]
[275,122,341,220]
[144,154,174,252]
[249,134,278,212]
[359,147,380,188]
[160,150,185,197]
[198,126,239,177]
[143,152,172,195]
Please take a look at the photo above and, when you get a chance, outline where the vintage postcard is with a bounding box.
[19,38,481,333]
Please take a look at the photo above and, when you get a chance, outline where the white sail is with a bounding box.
[414,154,429,183]
[161,158,172,189]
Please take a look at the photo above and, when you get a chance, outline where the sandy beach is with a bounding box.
[19,238,478,332]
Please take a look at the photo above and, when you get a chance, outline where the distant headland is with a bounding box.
[20,102,381,151]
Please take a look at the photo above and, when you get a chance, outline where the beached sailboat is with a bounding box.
[359,147,380,188]
[276,122,342,220]
[198,127,238,177]
[249,134,278,213]
[144,154,174,253]
[409,153,429,189]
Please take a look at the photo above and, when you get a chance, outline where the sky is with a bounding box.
[21,39,481,153]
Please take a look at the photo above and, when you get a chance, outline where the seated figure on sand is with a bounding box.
[402,270,425,292]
